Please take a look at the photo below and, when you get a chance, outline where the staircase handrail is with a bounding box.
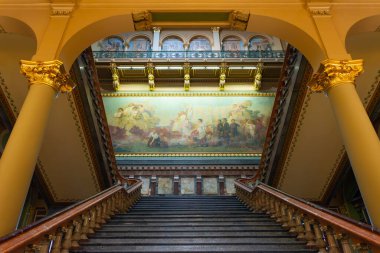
[235,179,380,251]
[0,178,142,253]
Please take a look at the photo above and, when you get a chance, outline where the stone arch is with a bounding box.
[59,14,136,68]
[345,14,380,98]
[245,13,325,70]
[188,35,212,51]
[159,33,185,47]
[220,34,247,46]
[125,33,152,47]
[188,33,213,46]
[0,16,38,112]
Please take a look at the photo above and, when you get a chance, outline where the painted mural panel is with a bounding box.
[157,177,173,195]
[140,177,150,195]
[225,177,237,195]
[129,37,151,51]
[189,37,211,51]
[203,177,218,195]
[180,177,195,194]
[162,37,184,51]
[103,93,274,156]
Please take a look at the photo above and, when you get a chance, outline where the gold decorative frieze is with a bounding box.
[307,59,364,93]
[116,152,261,157]
[20,60,76,93]
[0,25,6,34]
[51,3,74,16]
[102,92,276,97]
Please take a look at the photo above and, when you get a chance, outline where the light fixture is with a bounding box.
[117,66,145,70]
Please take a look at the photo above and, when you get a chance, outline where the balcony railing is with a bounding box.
[93,50,285,60]
[235,178,380,252]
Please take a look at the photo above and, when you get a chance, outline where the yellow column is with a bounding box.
[308,59,380,228]
[0,60,75,236]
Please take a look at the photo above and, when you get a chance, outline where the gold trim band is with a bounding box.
[102,92,276,97]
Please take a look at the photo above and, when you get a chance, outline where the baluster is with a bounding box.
[313,222,327,252]
[282,207,296,230]
[71,220,81,248]
[26,236,51,253]
[89,208,99,231]
[276,203,287,224]
[101,201,110,220]
[80,213,90,240]
[96,205,106,224]
[336,234,353,253]
[266,197,276,216]
[61,225,74,253]
[292,212,306,240]
[108,197,115,216]
[304,218,316,248]
[51,228,64,253]
[322,226,340,253]
[261,193,270,212]
[271,200,281,219]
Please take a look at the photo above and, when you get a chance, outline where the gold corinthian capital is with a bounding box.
[20,60,76,93]
[307,59,364,93]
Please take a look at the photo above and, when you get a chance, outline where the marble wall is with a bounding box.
[180,177,195,194]
[202,177,219,195]
[157,177,173,195]
[225,177,236,195]
[140,177,150,195]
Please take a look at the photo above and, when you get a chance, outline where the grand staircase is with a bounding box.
[71,196,316,252]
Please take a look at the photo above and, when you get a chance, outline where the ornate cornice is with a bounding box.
[307,59,364,93]
[20,60,76,93]
[51,3,75,16]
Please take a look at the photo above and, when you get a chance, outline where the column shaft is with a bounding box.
[327,84,380,227]
[0,84,56,236]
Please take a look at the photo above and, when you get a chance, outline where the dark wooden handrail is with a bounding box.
[0,178,142,252]
[235,179,380,249]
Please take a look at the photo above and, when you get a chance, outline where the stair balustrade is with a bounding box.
[0,179,142,253]
[235,179,380,253]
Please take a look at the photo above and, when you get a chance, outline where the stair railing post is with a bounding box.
[293,212,306,240]
[304,218,316,248]
[323,226,340,253]
[70,220,81,248]
[51,228,63,253]
[313,222,327,252]
[61,225,73,253]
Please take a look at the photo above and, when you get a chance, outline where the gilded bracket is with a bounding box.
[253,63,263,91]
[183,63,191,91]
[147,63,155,91]
[110,63,120,91]
[20,60,76,93]
[219,63,228,91]
[307,59,364,93]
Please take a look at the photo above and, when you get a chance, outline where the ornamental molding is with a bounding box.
[307,59,364,93]
[20,60,76,93]
[51,3,75,16]
[308,5,331,16]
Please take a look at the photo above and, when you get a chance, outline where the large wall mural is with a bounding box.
[103,93,275,157]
